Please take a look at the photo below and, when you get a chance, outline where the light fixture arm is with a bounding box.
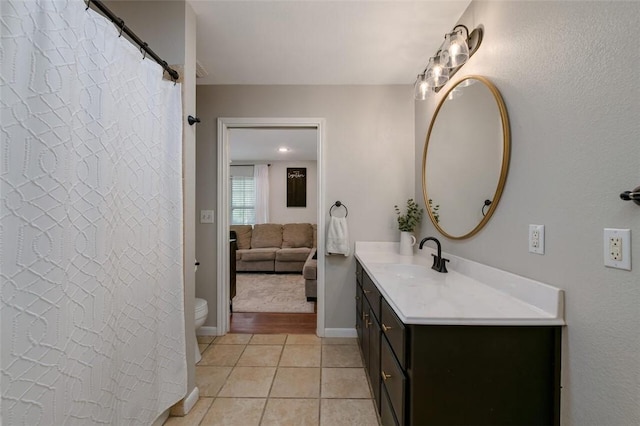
[451,24,470,40]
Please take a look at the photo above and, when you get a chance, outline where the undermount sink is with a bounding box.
[370,263,431,279]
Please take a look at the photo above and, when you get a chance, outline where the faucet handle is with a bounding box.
[430,253,439,270]
[439,258,449,273]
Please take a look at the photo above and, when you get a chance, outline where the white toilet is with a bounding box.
[194,297,208,363]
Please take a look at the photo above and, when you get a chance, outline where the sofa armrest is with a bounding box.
[303,248,317,280]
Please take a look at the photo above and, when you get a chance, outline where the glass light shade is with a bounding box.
[442,30,469,68]
[425,56,449,88]
[413,74,432,100]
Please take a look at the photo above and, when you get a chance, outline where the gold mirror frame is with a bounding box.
[422,75,510,240]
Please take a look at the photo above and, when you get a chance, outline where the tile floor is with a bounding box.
[164,334,380,426]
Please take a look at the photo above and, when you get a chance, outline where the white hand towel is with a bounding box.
[326,216,350,256]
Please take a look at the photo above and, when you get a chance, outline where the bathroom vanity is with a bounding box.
[355,242,564,426]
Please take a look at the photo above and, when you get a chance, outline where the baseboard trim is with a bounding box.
[170,386,200,417]
[183,386,200,414]
[197,326,218,336]
[152,409,170,426]
[324,328,357,338]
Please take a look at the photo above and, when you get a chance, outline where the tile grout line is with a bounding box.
[257,337,286,425]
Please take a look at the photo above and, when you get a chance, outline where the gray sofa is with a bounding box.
[303,249,317,301]
[231,223,316,273]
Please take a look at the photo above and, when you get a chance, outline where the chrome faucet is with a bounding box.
[419,237,449,273]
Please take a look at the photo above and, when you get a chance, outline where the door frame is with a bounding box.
[216,117,326,336]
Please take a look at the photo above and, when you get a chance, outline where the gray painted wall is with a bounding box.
[195,85,415,329]
[415,2,640,424]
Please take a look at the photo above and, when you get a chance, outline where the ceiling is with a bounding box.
[229,128,318,161]
[188,0,471,85]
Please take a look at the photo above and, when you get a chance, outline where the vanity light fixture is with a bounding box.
[413,24,483,100]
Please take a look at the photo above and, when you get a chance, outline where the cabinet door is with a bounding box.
[361,297,371,369]
[368,310,382,412]
[356,285,364,348]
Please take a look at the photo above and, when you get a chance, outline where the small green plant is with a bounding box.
[428,198,440,224]
[394,199,423,232]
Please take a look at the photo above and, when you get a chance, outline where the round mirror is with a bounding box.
[422,76,510,239]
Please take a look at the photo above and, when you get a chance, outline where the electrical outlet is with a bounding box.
[610,237,622,261]
[528,224,544,254]
[200,210,215,224]
[604,228,631,270]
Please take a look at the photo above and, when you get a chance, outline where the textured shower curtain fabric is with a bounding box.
[1,1,187,425]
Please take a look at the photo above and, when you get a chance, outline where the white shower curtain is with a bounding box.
[1,1,187,425]
[254,164,270,224]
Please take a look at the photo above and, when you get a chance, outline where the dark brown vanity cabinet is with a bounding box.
[356,261,382,409]
[355,260,562,426]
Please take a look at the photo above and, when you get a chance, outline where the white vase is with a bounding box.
[399,231,416,256]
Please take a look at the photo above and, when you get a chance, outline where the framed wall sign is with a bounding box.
[287,167,307,207]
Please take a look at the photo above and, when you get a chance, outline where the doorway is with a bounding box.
[216,118,326,336]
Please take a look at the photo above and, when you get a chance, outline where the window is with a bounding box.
[230,166,255,225]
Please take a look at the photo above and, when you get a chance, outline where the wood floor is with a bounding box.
[230,312,317,334]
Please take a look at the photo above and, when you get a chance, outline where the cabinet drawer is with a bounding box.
[362,271,381,320]
[381,298,406,368]
[380,383,399,426]
[381,337,406,426]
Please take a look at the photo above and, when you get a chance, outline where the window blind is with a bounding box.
[230,175,255,225]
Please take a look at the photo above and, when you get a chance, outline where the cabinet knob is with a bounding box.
[366,320,372,327]
[381,371,391,381]
[382,323,392,332]
[363,289,371,294]
[355,295,360,300]
[362,312,369,321]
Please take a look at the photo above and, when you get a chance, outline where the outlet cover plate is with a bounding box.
[528,224,545,254]
[604,228,631,270]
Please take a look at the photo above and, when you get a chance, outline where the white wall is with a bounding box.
[269,161,318,224]
[415,2,640,424]
[196,85,415,328]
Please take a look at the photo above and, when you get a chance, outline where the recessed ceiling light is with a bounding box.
[278,147,290,152]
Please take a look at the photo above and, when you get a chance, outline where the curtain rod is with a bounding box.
[85,0,180,81]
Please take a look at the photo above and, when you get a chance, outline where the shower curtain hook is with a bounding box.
[140,43,148,60]
[117,19,125,37]
[85,0,91,11]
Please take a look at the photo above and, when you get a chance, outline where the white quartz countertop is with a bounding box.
[355,242,565,326]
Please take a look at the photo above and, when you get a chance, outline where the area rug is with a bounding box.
[233,273,315,313]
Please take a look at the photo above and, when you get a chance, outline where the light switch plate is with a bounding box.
[604,228,631,270]
[200,210,215,224]
[528,224,544,254]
